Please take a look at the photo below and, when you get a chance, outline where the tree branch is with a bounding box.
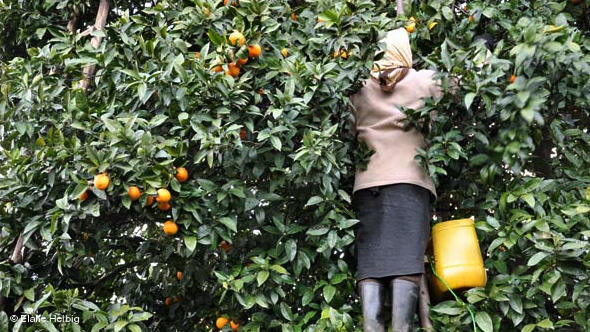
[0,234,25,312]
[396,0,405,16]
[67,5,79,33]
[69,260,142,289]
[10,234,24,264]
[79,0,110,91]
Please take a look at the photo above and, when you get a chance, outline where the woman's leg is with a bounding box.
[357,278,386,332]
[389,274,421,332]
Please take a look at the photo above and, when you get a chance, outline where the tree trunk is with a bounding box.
[532,131,554,178]
[79,0,110,91]
[418,273,434,331]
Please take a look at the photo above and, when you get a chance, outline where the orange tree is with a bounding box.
[1,0,589,331]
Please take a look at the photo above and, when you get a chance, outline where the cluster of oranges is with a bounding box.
[164,296,181,306]
[216,317,239,331]
[79,167,190,237]
[78,172,110,201]
[164,271,185,306]
[208,30,262,78]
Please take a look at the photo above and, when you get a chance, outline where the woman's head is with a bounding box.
[371,28,413,92]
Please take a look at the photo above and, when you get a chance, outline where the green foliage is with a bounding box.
[1,0,589,331]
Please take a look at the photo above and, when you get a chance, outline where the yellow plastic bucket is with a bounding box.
[430,218,487,298]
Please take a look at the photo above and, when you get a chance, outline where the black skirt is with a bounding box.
[352,183,431,282]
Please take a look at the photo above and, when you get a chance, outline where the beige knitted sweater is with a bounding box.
[349,68,442,199]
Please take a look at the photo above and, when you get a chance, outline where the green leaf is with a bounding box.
[71,183,89,200]
[184,236,197,252]
[218,217,237,232]
[257,270,269,286]
[305,196,323,206]
[285,239,297,262]
[270,265,288,274]
[149,114,168,128]
[127,324,142,332]
[442,6,454,21]
[464,92,476,110]
[323,285,336,303]
[319,9,338,22]
[521,324,536,332]
[270,136,282,151]
[306,225,329,236]
[521,193,535,208]
[536,318,553,328]
[280,302,293,321]
[113,320,128,332]
[431,302,463,315]
[520,107,534,123]
[208,29,224,45]
[475,312,493,332]
[527,252,549,266]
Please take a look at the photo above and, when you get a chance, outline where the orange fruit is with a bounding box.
[163,220,178,235]
[317,17,325,23]
[258,88,264,95]
[165,297,172,306]
[333,49,348,59]
[468,15,474,22]
[225,63,240,77]
[228,31,246,46]
[177,271,183,280]
[216,317,229,329]
[146,195,155,206]
[281,48,288,57]
[223,0,238,6]
[94,173,109,190]
[230,320,239,331]
[248,44,261,58]
[175,167,189,183]
[79,189,89,201]
[158,202,171,211]
[213,65,223,72]
[195,51,201,59]
[220,240,232,253]
[236,57,248,66]
[239,128,247,140]
[405,22,416,33]
[291,12,297,21]
[509,74,516,84]
[128,186,141,201]
[156,188,171,203]
[205,8,211,16]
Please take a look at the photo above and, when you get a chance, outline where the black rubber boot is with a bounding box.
[390,278,419,332]
[358,278,386,332]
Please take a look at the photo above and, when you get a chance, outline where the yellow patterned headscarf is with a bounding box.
[370,28,413,92]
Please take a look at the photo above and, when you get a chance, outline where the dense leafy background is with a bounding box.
[1,0,589,331]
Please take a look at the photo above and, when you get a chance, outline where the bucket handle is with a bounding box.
[428,255,478,332]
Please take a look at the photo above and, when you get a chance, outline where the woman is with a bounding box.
[349,27,441,332]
